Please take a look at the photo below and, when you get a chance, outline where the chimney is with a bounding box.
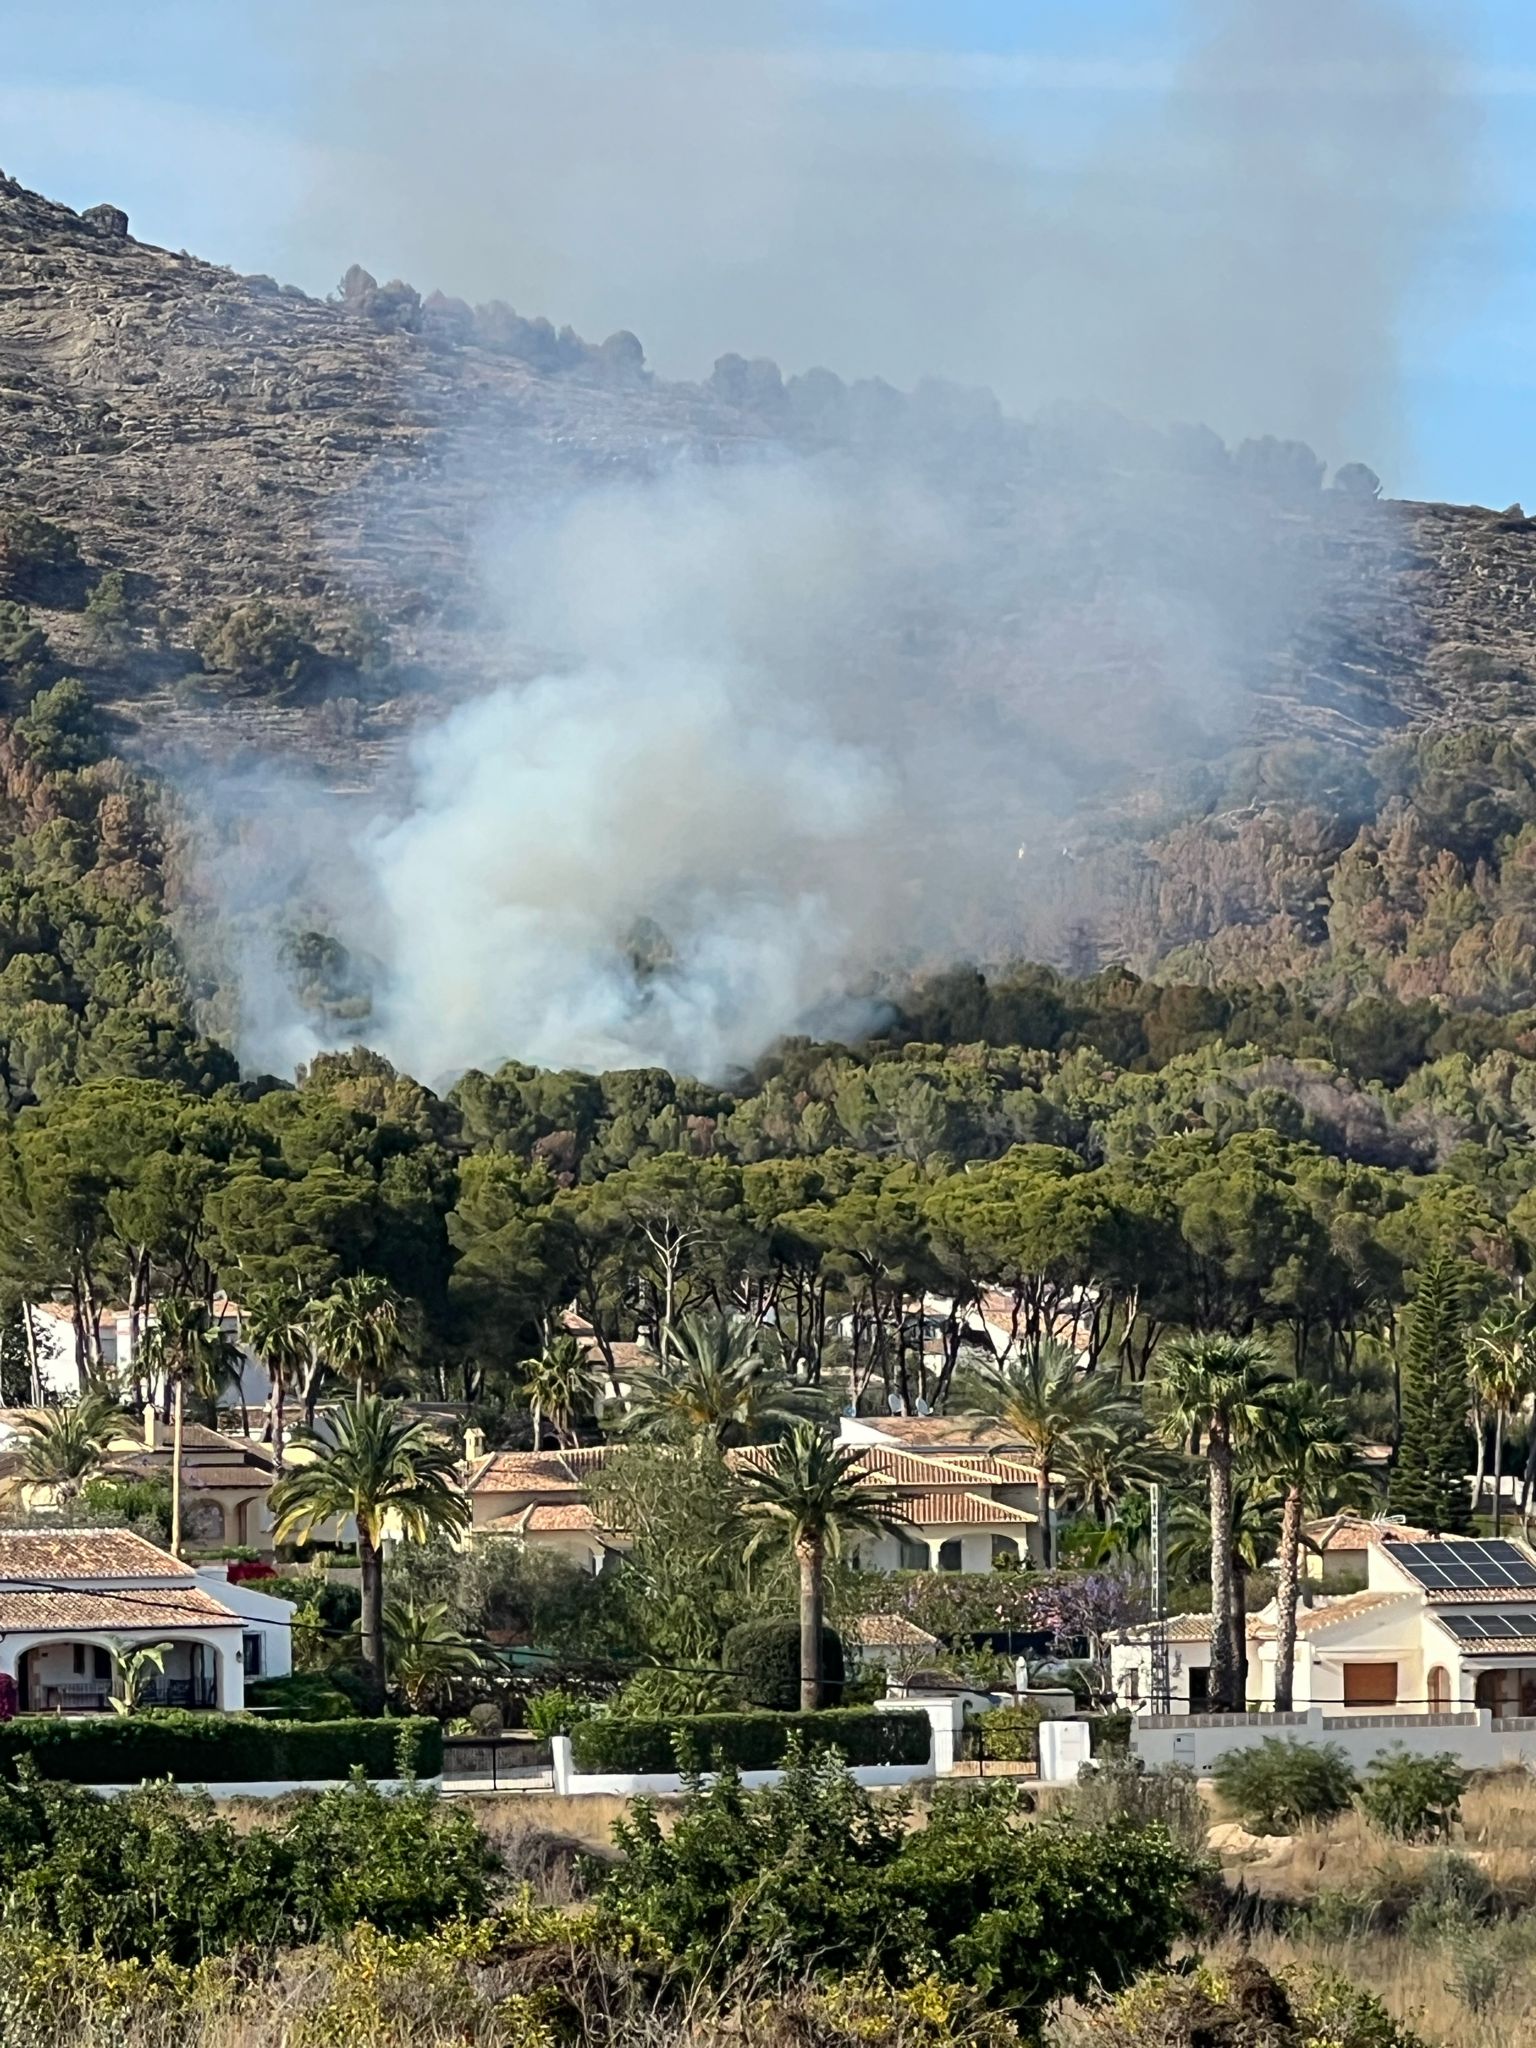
[463,1426,485,1468]
[143,1403,161,1451]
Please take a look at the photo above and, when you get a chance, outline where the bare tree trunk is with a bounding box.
[797,1535,825,1712]
[359,1525,386,1691]
[1037,1455,1054,1569]
[1272,1484,1305,1714]
[1472,1408,1487,1520]
[269,1368,287,1476]
[170,1377,185,1558]
[1207,1428,1238,1713]
[20,1299,39,1406]
[1494,1408,1506,1536]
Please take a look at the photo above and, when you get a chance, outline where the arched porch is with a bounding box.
[5,1631,241,1713]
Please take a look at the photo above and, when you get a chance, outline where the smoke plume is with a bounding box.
[215,0,1475,1083]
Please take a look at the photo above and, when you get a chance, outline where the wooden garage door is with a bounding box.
[1342,1662,1398,1706]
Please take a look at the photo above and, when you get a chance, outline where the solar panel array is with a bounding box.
[1389,1539,1536,1592]
[1440,1611,1536,1641]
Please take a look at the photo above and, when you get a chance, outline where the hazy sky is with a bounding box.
[2,0,1533,503]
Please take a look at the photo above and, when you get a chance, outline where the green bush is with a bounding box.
[1071,1755,1208,1859]
[0,601,49,686]
[607,1666,740,1718]
[1091,1708,1133,1757]
[722,1617,845,1708]
[528,1687,597,1738]
[192,598,317,693]
[244,1673,360,1722]
[571,1707,929,1775]
[1359,1749,1467,1841]
[0,1772,493,1962]
[600,1753,1198,2025]
[971,1701,1042,1762]
[0,511,82,600]
[1213,1739,1358,1835]
[0,1713,440,1783]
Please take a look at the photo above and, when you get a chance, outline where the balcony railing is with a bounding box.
[132,1678,218,1710]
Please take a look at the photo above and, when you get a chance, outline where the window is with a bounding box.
[93,1647,111,1682]
[72,1645,85,1677]
[896,1533,929,1572]
[1123,1666,1140,1704]
[937,1538,963,1573]
[1188,1667,1210,1709]
[1427,1665,1450,1712]
[1342,1662,1398,1707]
[243,1632,263,1678]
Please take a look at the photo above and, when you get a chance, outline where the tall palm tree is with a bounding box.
[1246,1378,1365,1712]
[269,1394,470,1685]
[962,1340,1139,1567]
[1469,1301,1536,1536]
[240,1278,314,1473]
[620,1311,822,1450]
[1167,1480,1284,1708]
[12,1390,122,1501]
[516,1330,600,1449]
[308,1275,406,1400]
[1157,1333,1286,1711]
[139,1297,242,1556]
[738,1424,898,1709]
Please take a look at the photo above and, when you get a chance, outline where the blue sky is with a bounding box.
[3,0,1533,505]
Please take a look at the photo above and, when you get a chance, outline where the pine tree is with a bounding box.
[1389,1251,1474,1534]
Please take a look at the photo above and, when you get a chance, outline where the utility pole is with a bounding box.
[1148,1481,1171,1713]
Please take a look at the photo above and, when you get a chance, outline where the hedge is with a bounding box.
[570,1707,930,1776]
[0,1713,442,1784]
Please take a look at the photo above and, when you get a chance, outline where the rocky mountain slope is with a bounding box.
[5,169,1536,791]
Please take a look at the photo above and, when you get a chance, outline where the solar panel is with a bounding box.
[1391,1539,1536,1591]
[1437,1610,1536,1642]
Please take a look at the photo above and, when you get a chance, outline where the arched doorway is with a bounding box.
[18,1641,112,1713]
[1427,1665,1450,1713]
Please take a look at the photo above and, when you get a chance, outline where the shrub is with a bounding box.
[600,1752,1198,2024]
[0,1771,492,1962]
[971,1701,1042,1762]
[1091,1708,1133,1756]
[1071,1755,1208,1860]
[1359,1748,1466,1841]
[1076,1962,1427,2048]
[81,568,131,653]
[193,598,317,692]
[1213,1739,1358,1834]
[0,601,48,687]
[0,1712,440,1783]
[608,1666,741,1718]
[527,1687,596,1738]
[13,678,105,770]
[571,1707,929,1775]
[0,510,82,600]
[244,1673,360,1722]
[722,1617,846,1708]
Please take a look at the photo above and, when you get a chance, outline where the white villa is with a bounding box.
[0,1528,292,1713]
[28,1298,267,1414]
[1112,1532,1536,1721]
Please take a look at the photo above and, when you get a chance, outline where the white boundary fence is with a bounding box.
[1132,1706,1536,1774]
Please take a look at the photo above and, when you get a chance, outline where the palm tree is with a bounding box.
[381,1596,492,1711]
[1167,1481,1284,1708]
[1245,1378,1365,1712]
[1156,1333,1286,1712]
[1469,1301,1536,1535]
[516,1330,600,1449]
[12,1390,122,1500]
[738,1424,898,1709]
[308,1275,406,1400]
[269,1394,470,1686]
[240,1278,314,1473]
[620,1311,822,1450]
[139,1298,242,1556]
[962,1341,1140,1567]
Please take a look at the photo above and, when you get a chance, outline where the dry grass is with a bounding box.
[1238,1925,1536,2048]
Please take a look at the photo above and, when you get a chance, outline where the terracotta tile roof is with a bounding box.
[0,1586,241,1631]
[0,1528,190,1582]
[1293,1591,1407,1633]
[1305,1514,1429,1552]
[487,1502,605,1535]
[838,1446,1040,1490]
[467,1446,617,1493]
[850,1614,942,1648]
[893,1490,1035,1528]
[1118,1613,1217,1643]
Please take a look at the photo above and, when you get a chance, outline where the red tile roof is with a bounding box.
[0,1528,190,1582]
[893,1490,1035,1528]
[0,1586,241,1631]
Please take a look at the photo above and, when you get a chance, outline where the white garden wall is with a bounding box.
[1131,1706,1536,1775]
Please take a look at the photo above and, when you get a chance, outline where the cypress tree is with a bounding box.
[1389,1251,1474,1534]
